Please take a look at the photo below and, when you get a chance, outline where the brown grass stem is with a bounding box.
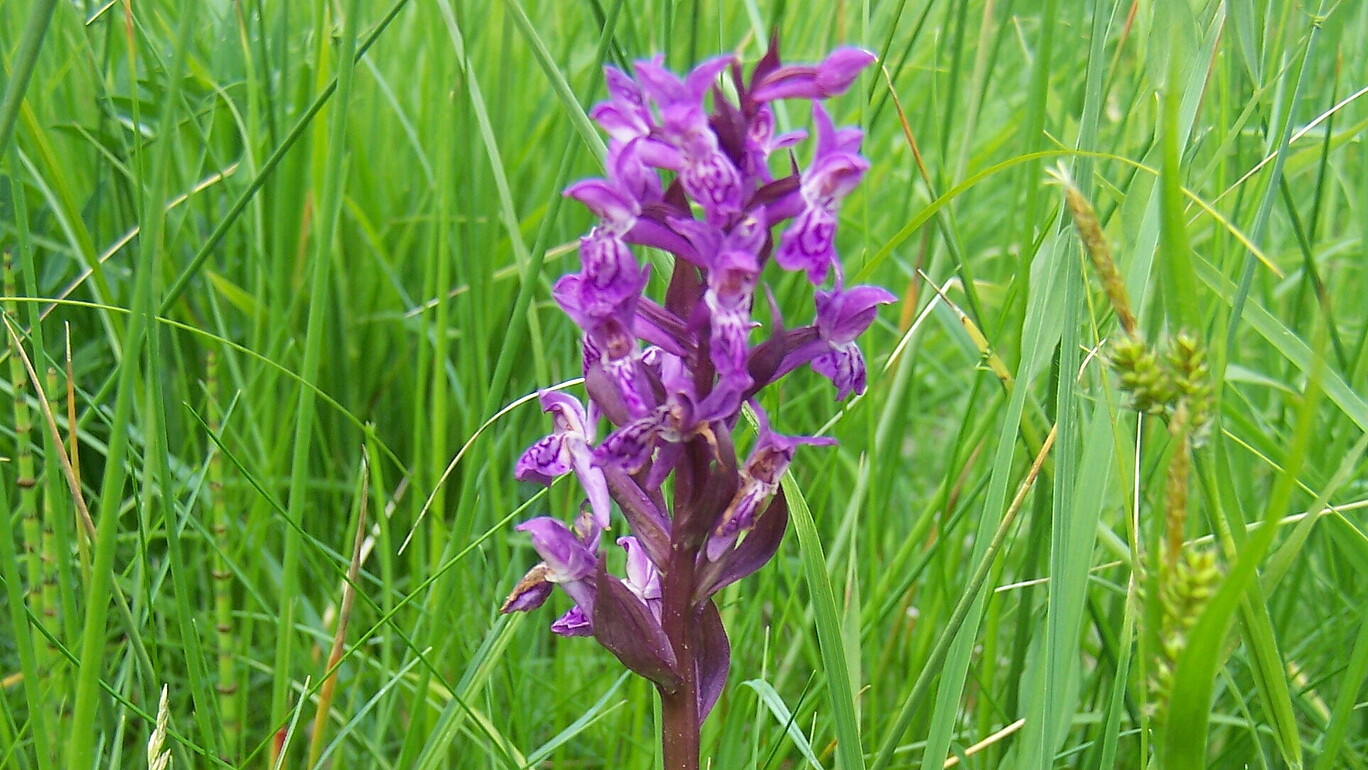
[307,451,371,768]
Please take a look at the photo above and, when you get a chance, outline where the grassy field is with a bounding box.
[2,0,1366,768]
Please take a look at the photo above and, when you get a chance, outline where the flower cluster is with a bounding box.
[501,38,892,753]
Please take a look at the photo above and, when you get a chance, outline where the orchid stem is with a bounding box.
[660,542,701,770]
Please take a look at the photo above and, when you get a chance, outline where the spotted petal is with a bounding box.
[775,206,838,283]
[515,434,571,486]
[812,343,867,400]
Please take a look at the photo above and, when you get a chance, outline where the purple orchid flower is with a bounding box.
[590,66,654,143]
[631,54,732,150]
[670,210,768,397]
[633,55,747,226]
[553,247,657,419]
[565,141,662,234]
[775,103,870,284]
[741,104,806,182]
[769,282,897,400]
[705,416,835,561]
[593,409,664,476]
[750,47,877,102]
[592,354,719,492]
[620,536,663,620]
[812,283,897,398]
[515,392,613,529]
[507,514,599,636]
[504,39,886,770]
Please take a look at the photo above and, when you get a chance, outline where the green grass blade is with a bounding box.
[1018,405,1111,766]
[1311,577,1368,770]
[0,0,58,156]
[6,3,1365,767]
[500,0,607,161]
[67,2,201,762]
[0,472,53,768]
[1194,256,1368,432]
[742,678,824,770]
[414,614,524,770]
[781,474,866,770]
[1156,0,1201,332]
[905,224,1069,770]
[271,0,365,734]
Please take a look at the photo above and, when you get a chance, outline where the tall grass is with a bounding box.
[2,1,1365,767]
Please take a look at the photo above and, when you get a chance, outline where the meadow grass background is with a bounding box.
[2,0,1367,767]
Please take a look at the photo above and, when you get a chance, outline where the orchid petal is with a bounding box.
[551,605,594,637]
[750,48,876,102]
[565,180,638,230]
[775,206,838,283]
[812,343,867,400]
[516,517,597,583]
[514,434,571,486]
[815,284,897,344]
[595,414,661,474]
[619,536,663,604]
[499,563,554,614]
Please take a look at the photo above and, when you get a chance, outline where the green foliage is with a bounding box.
[2,1,1366,768]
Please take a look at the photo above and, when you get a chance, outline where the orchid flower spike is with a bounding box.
[504,37,887,770]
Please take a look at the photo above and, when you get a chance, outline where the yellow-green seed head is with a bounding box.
[1110,337,1176,414]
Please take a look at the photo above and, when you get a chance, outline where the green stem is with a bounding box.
[207,350,241,759]
[0,473,54,770]
[66,188,156,770]
[39,368,66,734]
[3,256,43,618]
